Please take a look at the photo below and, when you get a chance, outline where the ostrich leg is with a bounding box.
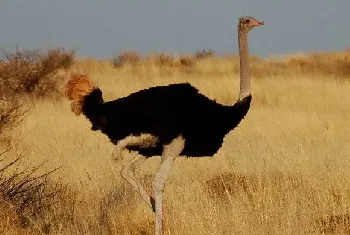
[120,152,155,209]
[153,136,185,235]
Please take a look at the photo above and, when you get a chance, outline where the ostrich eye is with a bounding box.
[245,19,250,24]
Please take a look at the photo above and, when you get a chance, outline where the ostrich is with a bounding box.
[65,16,264,235]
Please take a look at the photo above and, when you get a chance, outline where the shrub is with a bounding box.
[0,95,63,232]
[194,49,215,59]
[0,148,63,232]
[0,47,75,98]
[179,55,195,67]
[113,50,140,67]
[154,53,174,67]
[0,98,27,136]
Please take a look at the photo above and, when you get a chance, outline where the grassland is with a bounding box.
[1,49,350,234]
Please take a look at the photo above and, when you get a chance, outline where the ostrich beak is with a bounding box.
[253,21,264,26]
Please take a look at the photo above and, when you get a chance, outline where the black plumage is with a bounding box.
[82,82,251,157]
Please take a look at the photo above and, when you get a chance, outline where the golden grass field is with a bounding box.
[1,50,350,234]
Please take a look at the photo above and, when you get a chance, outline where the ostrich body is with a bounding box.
[65,16,264,235]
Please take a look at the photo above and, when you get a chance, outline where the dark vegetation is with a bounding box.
[0,47,75,234]
[112,49,350,78]
[0,97,64,234]
[0,47,75,98]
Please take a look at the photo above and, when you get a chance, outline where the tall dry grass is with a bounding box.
[1,49,350,234]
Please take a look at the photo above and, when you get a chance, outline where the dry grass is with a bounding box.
[1,49,350,234]
[107,49,350,80]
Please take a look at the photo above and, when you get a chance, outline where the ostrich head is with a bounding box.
[238,16,264,32]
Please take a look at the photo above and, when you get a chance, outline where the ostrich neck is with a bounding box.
[238,30,251,101]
